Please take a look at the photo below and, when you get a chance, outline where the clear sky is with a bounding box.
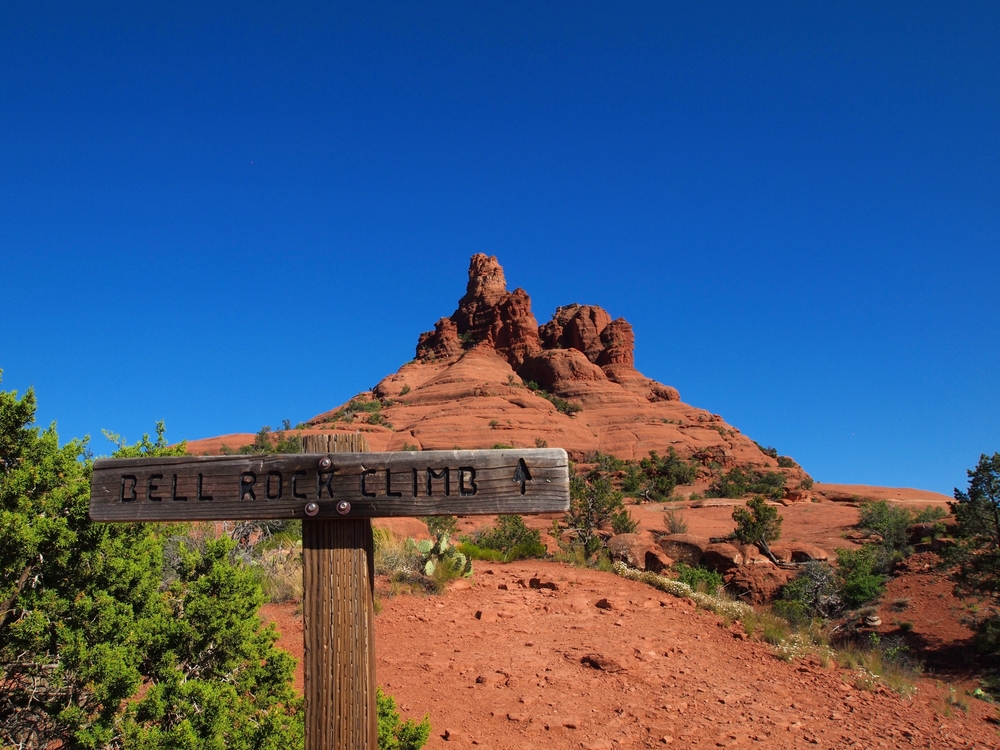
[1,2,997,494]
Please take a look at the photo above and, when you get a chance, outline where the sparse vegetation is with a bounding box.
[732,495,783,562]
[399,384,411,396]
[674,562,722,593]
[708,465,786,500]
[526,382,582,416]
[664,507,688,534]
[562,467,631,556]
[622,449,698,502]
[376,687,431,750]
[465,514,546,561]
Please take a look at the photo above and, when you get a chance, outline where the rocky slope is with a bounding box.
[188,254,815,491]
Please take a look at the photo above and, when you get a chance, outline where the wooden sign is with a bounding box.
[89,441,570,750]
[90,448,569,522]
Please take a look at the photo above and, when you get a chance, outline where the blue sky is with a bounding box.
[1,2,997,494]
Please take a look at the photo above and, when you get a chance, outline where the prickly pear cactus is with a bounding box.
[418,531,473,579]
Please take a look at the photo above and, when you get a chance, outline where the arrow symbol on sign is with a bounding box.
[512,458,532,495]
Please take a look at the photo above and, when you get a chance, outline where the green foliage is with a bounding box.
[534,438,548,448]
[754,442,779,459]
[122,536,303,749]
[491,443,514,450]
[590,452,624,474]
[835,546,886,608]
[222,425,303,455]
[732,496,783,547]
[610,508,638,534]
[564,469,627,556]
[709,465,786,500]
[402,442,419,451]
[528,384,582,416]
[103,420,187,458]
[858,499,914,553]
[415,533,472,591]
[376,687,430,750]
[776,456,797,468]
[664,508,688,534]
[948,453,1000,601]
[472,515,546,560]
[774,561,842,625]
[0,378,302,749]
[623,449,698,502]
[800,476,814,490]
[398,385,411,396]
[422,515,458,539]
[326,397,383,426]
[674,563,722,593]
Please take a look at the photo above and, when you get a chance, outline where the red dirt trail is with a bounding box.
[263,559,999,749]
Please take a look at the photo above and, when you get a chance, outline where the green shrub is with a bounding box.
[858,500,913,552]
[777,456,797,468]
[456,542,506,562]
[491,443,514,450]
[399,384,411,396]
[775,561,842,624]
[625,449,699,501]
[674,563,723,593]
[836,546,886,608]
[709,466,785,500]
[754,442,779,459]
[732,496,783,560]
[611,508,638,534]
[564,470,627,555]
[377,687,430,750]
[528,384,582,416]
[664,508,688,534]
[473,515,546,560]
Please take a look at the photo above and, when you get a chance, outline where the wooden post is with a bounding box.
[301,432,376,750]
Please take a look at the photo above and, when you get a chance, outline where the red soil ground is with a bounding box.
[260,494,999,750]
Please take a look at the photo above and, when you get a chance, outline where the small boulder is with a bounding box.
[790,544,829,562]
[724,566,795,604]
[658,534,708,566]
[607,534,671,572]
[702,542,743,572]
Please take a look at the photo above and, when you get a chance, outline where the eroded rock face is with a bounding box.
[415,254,681,402]
[290,254,815,480]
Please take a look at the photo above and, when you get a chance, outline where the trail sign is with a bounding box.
[90,448,569,522]
[89,443,570,749]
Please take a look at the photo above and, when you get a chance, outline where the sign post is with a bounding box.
[91,443,570,750]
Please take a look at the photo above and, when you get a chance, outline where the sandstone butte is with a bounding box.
[187,253,947,507]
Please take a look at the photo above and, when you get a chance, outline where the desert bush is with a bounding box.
[664,508,688,534]
[623,449,698,502]
[754,442,779,459]
[251,544,304,603]
[732,496,783,561]
[774,561,842,625]
[590,451,625,473]
[377,687,430,750]
[611,508,638,534]
[564,470,628,555]
[777,456,797,468]
[709,466,785,500]
[528,383,582,416]
[219,424,303,454]
[373,526,423,580]
[472,514,546,560]
[834,632,921,697]
[835,546,886,608]
[674,563,723,593]
[858,500,914,552]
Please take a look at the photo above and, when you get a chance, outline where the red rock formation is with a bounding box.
[188,254,809,487]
